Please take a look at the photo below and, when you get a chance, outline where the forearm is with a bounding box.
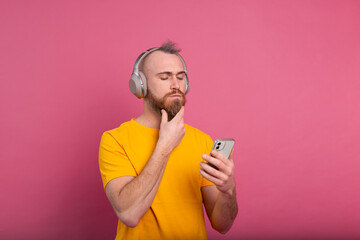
[116,142,171,226]
[210,187,238,234]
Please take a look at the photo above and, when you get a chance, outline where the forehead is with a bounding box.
[143,51,184,73]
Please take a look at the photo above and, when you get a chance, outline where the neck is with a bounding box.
[134,100,162,129]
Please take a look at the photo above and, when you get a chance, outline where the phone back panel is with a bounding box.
[212,138,235,158]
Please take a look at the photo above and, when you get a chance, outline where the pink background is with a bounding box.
[1,0,360,239]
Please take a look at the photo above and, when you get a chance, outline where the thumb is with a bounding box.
[229,148,234,161]
[161,109,168,124]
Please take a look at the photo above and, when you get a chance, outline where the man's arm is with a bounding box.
[200,149,238,234]
[105,107,185,227]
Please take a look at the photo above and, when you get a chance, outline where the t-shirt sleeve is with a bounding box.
[201,134,215,187]
[98,131,137,189]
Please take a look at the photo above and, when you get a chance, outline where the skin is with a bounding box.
[104,51,238,232]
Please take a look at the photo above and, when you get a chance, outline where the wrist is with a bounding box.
[155,139,173,157]
[220,185,236,198]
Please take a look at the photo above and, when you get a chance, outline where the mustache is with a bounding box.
[164,89,185,99]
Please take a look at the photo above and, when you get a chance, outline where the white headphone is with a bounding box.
[129,47,190,98]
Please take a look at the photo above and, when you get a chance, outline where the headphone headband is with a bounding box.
[132,47,188,76]
[132,47,160,76]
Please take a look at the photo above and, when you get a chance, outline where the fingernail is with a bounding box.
[202,154,206,159]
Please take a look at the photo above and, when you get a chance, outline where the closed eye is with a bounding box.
[159,74,169,80]
[157,72,185,80]
[176,73,185,80]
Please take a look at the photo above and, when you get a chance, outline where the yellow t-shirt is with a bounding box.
[99,119,214,240]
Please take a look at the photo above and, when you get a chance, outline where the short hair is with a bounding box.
[139,41,181,72]
[158,40,181,54]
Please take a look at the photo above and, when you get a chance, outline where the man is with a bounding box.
[99,41,237,240]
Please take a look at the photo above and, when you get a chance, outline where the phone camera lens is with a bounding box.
[216,146,219,149]
[217,142,221,145]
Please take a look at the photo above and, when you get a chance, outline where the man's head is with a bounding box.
[140,41,187,120]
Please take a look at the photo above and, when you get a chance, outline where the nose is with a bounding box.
[170,75,180,90]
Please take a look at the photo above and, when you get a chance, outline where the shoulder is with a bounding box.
[100,120,133,143]
[183,124,214,152]
[184,124,213,142]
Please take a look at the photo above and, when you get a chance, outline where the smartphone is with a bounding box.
[207,138,235,170]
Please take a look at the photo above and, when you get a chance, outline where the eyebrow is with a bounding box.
[156,71,186,76]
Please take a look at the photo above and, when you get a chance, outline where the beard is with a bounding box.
[146,89,186,121]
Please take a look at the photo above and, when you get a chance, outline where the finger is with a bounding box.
[199,168,222,186]
[161,109,168,124]
[202,154,226,171]
[210,150,230,165]
[172,106,184,121]
[200,162,227,180]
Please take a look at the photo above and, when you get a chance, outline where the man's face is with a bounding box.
[143,51,187,120]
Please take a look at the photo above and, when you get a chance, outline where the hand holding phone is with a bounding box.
[207,138,235,170]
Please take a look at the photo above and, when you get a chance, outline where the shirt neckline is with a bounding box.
[130,118,160,133]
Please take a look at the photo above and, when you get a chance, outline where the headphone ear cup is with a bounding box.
[129,73,143,98]
[185,75,190,94]
[139,71,148,97]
